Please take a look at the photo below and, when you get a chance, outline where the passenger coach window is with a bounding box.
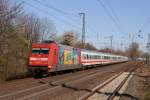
[82,54,86,59]
[82,54,84,59]
[87,55,89,59]
[99,56,101,59]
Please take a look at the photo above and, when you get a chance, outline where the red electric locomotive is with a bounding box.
[28,41,81,75]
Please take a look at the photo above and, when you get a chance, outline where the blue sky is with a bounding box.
[16,0,150,52]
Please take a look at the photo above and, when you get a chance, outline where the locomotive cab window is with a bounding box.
[32,48,49,54]
[41,48,49,54]
[32,48,40,54]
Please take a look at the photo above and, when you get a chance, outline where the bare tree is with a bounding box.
[16,15,56,43]
[74,41,97,50]
[0,0,57,81]
[0,0,22,42]
[40,18,57,41]
[60,31,78,46]
[21,14,42,43]
[127,42,140,60]
[0,0,23,81]
[114,49,126,56]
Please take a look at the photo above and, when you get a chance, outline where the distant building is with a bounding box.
[147,33,150,55]
[147,33,150,64]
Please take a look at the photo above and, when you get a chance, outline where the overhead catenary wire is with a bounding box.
[21,0,81,32]
[35,0,99,33]
[104,0,121,25]
[34,0,100,39]
[96,0,124,34]
[23,0,121,47]
[32,0,82,31]
[34,0,79,18]
[139,17,150,33]
[22,0,93,43]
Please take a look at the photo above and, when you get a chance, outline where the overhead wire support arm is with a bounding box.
[96,0,124,34]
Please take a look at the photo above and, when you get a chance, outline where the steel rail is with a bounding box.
[107,67,137,100]
[80,66,136,100]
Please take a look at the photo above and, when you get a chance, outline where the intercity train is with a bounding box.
[28,41,128,75]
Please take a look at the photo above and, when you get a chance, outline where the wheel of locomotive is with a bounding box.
[41,71,49,77]
[33,69,48,78]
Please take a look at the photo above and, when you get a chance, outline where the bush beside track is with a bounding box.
[0,36,30,82]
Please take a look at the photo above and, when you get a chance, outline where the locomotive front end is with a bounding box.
[28,42,58,76]
[28,44,50,75]
[29,48,49,66]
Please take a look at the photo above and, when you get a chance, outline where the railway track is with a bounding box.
[0,68,109,99]
[0,62,138,100]
[0,65,105,95]
[80,65,138,100]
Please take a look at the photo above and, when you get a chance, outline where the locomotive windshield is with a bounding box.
[32,48,49,54]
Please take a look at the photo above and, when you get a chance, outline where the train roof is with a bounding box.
[81,49,127,58]
[32,41,127,58]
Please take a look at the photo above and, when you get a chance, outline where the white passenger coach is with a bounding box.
[81,49,128,66]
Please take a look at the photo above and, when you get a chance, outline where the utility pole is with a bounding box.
[109,35,113,50]
[110,35,113,50]
[132,34,134,43]
[120,42,123,51]
[130,33,134,44]
[104,35,113,51]
[79,12,85,48]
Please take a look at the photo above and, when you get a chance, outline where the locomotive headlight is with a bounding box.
[30,57,48,61]
[30,57,37,61]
